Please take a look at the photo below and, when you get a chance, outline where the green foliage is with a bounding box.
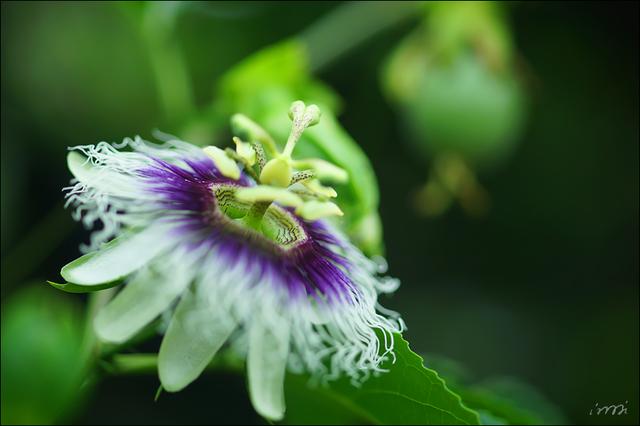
[424,354,566,425]
[1,2,157,150]
[1,285,88,424]
[283,335,481,425]
[462,378,567,425]
[99,336,485,425]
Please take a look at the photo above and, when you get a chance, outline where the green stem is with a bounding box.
[142,2,195,126]
[301,1,422,72]
[107,351,244,376]
[241,201,271,230]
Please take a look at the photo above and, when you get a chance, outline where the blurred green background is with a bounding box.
[1,1,638,425]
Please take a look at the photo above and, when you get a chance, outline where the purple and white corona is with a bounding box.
[58,101,403,420]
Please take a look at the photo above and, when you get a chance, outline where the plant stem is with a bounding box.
[301,1,422,73]
[241,201,271,230]
[108,351,244,376]
[142,2,195,127]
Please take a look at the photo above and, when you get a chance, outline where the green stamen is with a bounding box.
[207,101,345,238]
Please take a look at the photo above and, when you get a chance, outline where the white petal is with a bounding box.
[247,313,291,421]
[61,225,173,286]
[94,264,191,344]
[158,288,236,392]
[67,151,137,197]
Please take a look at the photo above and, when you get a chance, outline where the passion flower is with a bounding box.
[56,101,403,420]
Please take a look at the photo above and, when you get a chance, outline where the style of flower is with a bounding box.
[56,101,403,420]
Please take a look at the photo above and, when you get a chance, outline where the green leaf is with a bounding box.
[1,285,88,424]
[461,378,566,425]
[477,410,508,425]
[282,335,481,425]
[424,354,566,425]
[217,39,309,108]
[101,337,480,425]
[46,279,122,293]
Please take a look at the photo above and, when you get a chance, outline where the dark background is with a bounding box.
[1,1,638,424]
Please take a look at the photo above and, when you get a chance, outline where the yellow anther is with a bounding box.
[233,137,257,166]
[303,179,337,198]
[203,146,240,180]
[235,185,303,208]
[296,200,343,221]
[230,114,278,156]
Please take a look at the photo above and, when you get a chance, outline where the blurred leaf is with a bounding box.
[424,355,566,425]
[2,2,157,149]
[1,285,88,424]
[424,1,514,68]
[177,1,273,20]
[115,0,147,22]
[477,410,508,425]
[462,378,566,425]
[217,39,310,108]
[0,125,26,252]
[140,1,196,128]
[212,39,383,254]
[283,335,481,425]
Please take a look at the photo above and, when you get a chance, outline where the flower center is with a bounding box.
[212,184,308,250]
[204,101,349,244]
